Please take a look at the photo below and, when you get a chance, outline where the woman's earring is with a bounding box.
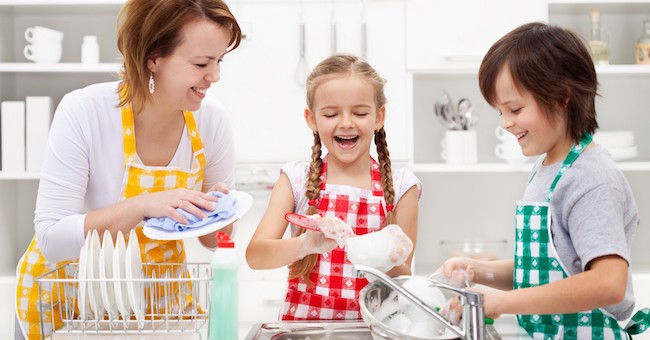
[149,74,155,94]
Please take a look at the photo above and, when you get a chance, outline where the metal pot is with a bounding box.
[359,277,456,340]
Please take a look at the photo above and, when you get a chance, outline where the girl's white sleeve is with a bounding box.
[393,168,422,204]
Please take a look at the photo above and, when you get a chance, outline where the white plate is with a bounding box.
[112,230,130,321]
[143,190,254,240]
[99,230,119,321]
[86,229,105,320]
[77,230,91,321]
[125,229,145,324]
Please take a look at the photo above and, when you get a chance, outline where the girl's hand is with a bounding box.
[136,188,218,224]
[297,229,338,257]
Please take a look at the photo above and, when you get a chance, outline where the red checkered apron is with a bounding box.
[281,157,386,320]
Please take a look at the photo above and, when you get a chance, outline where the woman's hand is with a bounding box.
[135,188,218,224]
[198,182,232,248]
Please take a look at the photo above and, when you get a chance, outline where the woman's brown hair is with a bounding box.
[116,0,242,114]
[288,54,396,284]
[478,22,599,142]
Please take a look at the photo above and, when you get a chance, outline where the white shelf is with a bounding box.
[411,163,534,173]
[0,62,120,73]
[411,161,650,173]
[0,172,40,180]
[0,1,123,14]
[0,0,124,5]
[549,0,650,14]
[408,64,481,75]
[409,64,650,76]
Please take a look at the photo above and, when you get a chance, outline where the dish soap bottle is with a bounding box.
[636,13,650,64]
[208,232,239,340]
[588,8,611,65]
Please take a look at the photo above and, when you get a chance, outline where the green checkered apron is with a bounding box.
[514,133,650,339]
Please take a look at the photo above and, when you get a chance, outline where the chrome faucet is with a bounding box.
[354,265,486,340]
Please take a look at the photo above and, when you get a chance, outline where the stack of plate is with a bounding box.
[593,131,638,161]
[77,228,144,324]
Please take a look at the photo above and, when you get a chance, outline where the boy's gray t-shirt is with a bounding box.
[522,145,638,320]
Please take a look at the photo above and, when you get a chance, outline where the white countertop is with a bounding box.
[491,315,532,339]
[42,314,650,339]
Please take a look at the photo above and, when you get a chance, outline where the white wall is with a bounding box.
[212,0,407,164]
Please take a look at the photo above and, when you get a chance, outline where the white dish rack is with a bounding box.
[35,262,211,339]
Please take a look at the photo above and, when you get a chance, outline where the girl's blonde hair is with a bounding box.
[289,54,395,284]
[116,0,242,114]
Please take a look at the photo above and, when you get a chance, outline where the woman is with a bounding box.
[14,0,242,338]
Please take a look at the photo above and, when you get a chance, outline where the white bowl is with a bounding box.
[606,145,638,161]
[593,131,635,148]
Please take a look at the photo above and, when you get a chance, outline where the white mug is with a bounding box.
[494,126,530,164]
[440,130,478,164]
[24,26,63,64]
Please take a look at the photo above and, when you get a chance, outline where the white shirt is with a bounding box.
[34,81,236,263]
[281,160,422,236]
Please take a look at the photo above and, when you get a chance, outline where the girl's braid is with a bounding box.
[288,133,322,283]
[375,127,395,226]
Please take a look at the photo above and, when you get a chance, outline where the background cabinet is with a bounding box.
[0,0,649,287]
[0,1,123,275]
[1,0,650,338]
[405,0,547,70]
[408,1,650,274]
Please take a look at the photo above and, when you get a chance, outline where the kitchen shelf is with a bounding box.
[0,172,40,180]
[408,64,650,76]
[0,0,123,14]
[548,0,650,14]
[411,161,650,173]
[412,163,533,173]
[0,0,124,5]
[0,62,120,73]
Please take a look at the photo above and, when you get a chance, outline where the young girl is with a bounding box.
[246,53,421,320]
[442,22,649,339]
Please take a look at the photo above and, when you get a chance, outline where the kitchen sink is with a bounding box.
[244,320,503,339]
[244,321,373,340]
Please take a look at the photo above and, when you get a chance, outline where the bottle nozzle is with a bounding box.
[216,232,235,248]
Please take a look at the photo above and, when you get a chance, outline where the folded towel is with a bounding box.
[144,191,237,232]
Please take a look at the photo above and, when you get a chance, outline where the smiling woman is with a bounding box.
[13,0,242,339]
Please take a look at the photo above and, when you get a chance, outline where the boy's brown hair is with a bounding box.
[479,22,599,142]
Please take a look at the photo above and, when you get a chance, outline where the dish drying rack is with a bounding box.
[36,262,211,339]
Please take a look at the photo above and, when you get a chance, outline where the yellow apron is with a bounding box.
[15,104,206,339]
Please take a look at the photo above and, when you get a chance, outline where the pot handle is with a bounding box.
[369,323,399,340]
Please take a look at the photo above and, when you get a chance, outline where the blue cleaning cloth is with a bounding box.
[144,191,237,232]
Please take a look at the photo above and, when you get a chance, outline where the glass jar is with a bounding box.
[589,8,611,65]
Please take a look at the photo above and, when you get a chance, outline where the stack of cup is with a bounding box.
[24,26,63,64]
[494,126,532,164]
